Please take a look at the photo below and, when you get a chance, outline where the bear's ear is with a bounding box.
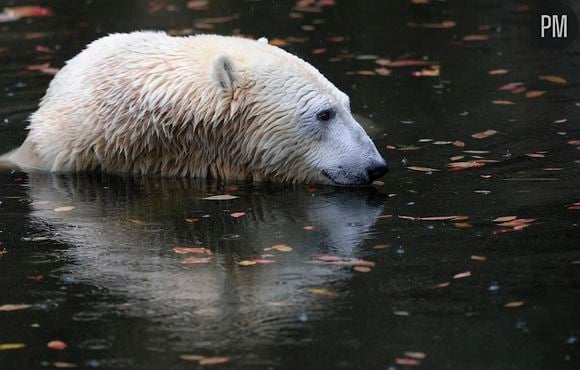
[211,54,235,91]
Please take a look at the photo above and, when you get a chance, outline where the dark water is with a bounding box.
[1,0,579,369]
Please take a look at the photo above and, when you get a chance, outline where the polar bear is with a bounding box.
[1,32,388,185]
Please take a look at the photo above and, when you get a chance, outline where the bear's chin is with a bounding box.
[321,170,370,187]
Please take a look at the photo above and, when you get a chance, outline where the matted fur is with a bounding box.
[2,32,385,184]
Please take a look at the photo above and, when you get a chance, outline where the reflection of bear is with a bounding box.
[2,32,387,185]
[25,173,384,340]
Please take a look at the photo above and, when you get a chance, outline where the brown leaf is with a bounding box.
[404,352,427,360]
[452,140,465,147]
[526,90,546,98]
[463,34,489,41]
[271,244,293,252]
[0,304,31,312]
[173,247,212,255]
[230,212,245,218]
[47,340,67,350]
[492,100,515,105]
[488,69,509,75]
[447,161,487,171]
[376,59,430,67]
[472,129,497,139]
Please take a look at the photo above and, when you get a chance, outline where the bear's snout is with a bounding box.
[366,159,388,182]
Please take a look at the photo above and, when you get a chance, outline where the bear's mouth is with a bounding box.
[321,170,369,187]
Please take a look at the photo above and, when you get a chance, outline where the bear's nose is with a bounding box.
[367,160,389,182]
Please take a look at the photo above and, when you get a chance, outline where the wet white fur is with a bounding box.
[2,32,384,184]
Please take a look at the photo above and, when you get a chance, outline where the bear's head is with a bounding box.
[209,37,388,185]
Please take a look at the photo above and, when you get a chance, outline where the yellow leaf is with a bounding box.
[308,288,337,297]
[0,343,26,350]
[238,260,257,266]
[539,75,567,84]
[54,206,75,212]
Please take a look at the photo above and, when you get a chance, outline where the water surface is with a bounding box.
[1,0,579,369]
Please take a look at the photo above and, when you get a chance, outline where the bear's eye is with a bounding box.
[316,109,334,122]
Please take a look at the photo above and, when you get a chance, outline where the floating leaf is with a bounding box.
[238,260,257,266]
[47,340,67,350]
[271,244,293,252]
[303,225,314,230]
[374,67,392,76]
[407,20,455,28]
[463,34,489,41]
[406,166,440,172]
[353,266,371,273]
[393,310,410,316]
[539,75,567,84]
[128,219,145,225]
[199,357,230,366]
[376,59,430,67]
[202,195,239,201]
[230,212,245,218]
[471,255,487,261]
[395,358,421,365]
[493,216,517,222]
[54,206,75,212]
[308,288,337,297]
[434,281,450,288]
[499,82,524,91]
[488,69,509,75]
[173,247,212,255]
[182,257,212,264]
[447,161,487,171]
[453,271,472,279]
[526,90,545,98]
[504,301,524,308]
[0,304,31,311]
[404,352,427,360]
[0,343,25,350]
[187,0,209,10]
[472,129,497,139]
[399,215,464,221]
[492,100,515,105]
[452,140,465,147]
[53,362,76,368]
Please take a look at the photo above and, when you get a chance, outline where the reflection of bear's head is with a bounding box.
[209,36,388,185]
